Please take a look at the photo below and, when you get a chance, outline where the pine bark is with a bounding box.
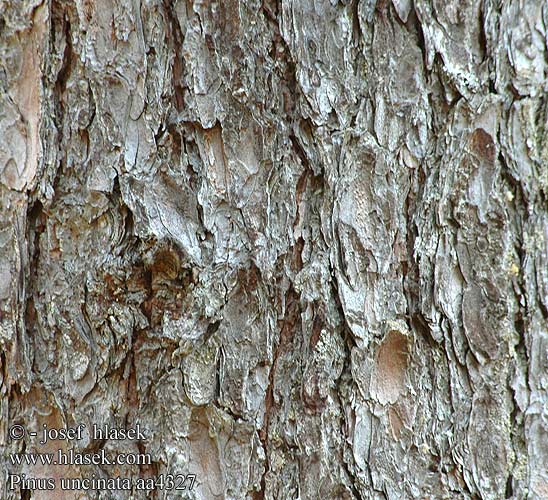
[1,0,548,499]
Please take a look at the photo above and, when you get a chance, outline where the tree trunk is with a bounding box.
[1,0,547,499]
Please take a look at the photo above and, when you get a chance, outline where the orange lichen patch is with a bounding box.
[371,328,409,405]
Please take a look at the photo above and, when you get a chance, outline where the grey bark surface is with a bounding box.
[1,0,548,499]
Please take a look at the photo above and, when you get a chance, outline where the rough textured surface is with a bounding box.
[1,0,548,499]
